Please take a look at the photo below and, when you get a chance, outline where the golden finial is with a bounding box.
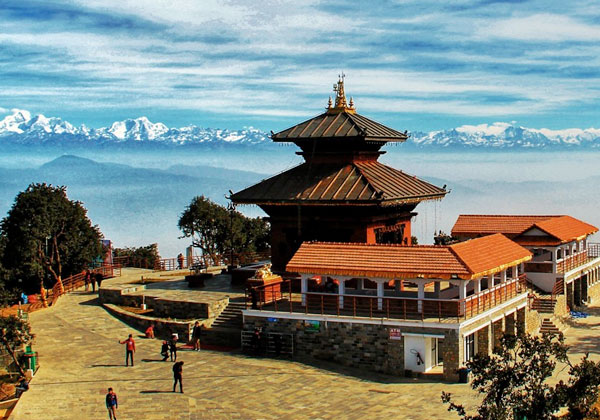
[327,73,356,114]
[327,96,333,109]
[349,97,354,109]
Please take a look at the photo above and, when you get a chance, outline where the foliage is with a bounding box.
[0,183,103,294]
[113,243,161,268]
[434,230,458,245]
[441,333,600,420]
[0,316,34,376]
[178,196,270,266]
[411,236,419,245]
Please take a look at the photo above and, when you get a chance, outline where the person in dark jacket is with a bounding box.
[169,335,177,362]
[172,361,184,393]
[105,387,118,420]
[161,341,169,361]
[192,321,202,351]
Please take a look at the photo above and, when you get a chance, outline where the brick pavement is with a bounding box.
[9,269,481,419]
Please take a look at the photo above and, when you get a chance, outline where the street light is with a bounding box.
[226,191,236,270]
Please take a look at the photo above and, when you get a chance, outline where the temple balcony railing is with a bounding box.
[557,249,589,273]
[245,276,527,323]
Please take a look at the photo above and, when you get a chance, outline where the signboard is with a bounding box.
[389,328,402,340]
[304,320,320,332]
[267,317,278,322]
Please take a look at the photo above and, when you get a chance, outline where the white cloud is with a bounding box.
[478,14,600,41]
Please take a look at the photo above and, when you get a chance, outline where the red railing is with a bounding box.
[557,250,588,273]
[45,264,122,305]
[246,276,527,323]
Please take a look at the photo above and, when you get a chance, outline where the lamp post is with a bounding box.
[227,198,236,271]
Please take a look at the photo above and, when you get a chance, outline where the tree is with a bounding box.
[113,244,160,268]
[0,183,102,304]
[178,196,270,266]
[0,316,34,376]
[441,333,600,420]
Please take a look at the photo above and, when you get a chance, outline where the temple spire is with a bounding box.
[327,74,356,114]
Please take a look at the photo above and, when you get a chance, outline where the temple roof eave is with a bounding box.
[232,193,447,207]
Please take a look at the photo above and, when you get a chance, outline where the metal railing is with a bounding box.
[589,243,600,258]
[153,250,272,272]
[245,276,527,323]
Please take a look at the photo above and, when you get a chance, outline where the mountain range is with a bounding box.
[1,109,600,149]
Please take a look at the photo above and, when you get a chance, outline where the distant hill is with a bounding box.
[1,109,600,149]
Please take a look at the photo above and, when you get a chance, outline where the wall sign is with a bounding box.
[389,328,402,340]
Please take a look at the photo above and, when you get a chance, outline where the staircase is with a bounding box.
[203,298,246,347]
[539,316,568,335]
[210,299,245,329]
[531,297,556,314]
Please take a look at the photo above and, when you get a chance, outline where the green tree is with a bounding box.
[178,196,270,266]
[0,183,102,303]
[442,333,600,420]
[0,316,34,376]
[113,243,160,268]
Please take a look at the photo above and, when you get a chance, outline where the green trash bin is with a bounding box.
[24,346,36,372]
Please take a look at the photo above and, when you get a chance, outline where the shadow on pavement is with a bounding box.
[78,297,100,306]
[140,390,174,394]
[141,359,167,363]
[90,364,128,367]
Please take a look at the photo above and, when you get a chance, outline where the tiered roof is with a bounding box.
[451,215,598,246]
[231,160,446,206]
[286,233,531,280]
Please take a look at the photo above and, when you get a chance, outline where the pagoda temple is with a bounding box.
[232,77,447,271]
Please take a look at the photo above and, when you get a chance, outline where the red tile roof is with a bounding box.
[452,215,560,237]
[231,160,446,206]
[286,234,531,280]
[533,215,598,243]
[451,214,598,245]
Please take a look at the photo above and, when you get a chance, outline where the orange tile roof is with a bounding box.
[286,234,531,280]
[532,215,598,243]
[452,215,560,237]
[451,214,598,245]
[449,234,532,278]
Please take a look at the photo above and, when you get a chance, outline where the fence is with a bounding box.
[246,276,527,323]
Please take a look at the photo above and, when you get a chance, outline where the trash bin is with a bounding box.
[23,345,37,372]
[458,367,471,383]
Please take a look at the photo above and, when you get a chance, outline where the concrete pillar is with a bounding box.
[356,278,363,291]
[338,279,345,309]
[552,248,558,272]
[474,278,481,294]
[567,282,574,309]
[394,279,401,292]
[505,312,516,336]
[418,282,425,312]
[492,318,504,350]
[301,277,308,305]
[516,307,526,336]
[459,282,467,315]
[476,324,491,356]
[434,281,441,297]
[582,274,589,303]
[442,330,462,382]
[574,278,581,307]
[501,270,507,283]
[512,265,518,279]
[377,281,384,310]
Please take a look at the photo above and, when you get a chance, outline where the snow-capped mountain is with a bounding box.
[0,109,270,146]
[410,122,600,148]
[1,109,599,148]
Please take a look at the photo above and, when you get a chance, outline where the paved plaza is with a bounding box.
[8,268,600,419]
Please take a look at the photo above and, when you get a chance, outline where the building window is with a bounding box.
[465,333,476,362]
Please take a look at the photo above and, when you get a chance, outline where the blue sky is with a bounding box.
[1,0,599,132]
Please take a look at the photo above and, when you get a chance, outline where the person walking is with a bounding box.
[177,253,185,269]
[84,270,91,292]
[169,334,177,362]
[119,334,136,366]
[192,321,202,351]
[105,387,118,420]
[172,361,184,393]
